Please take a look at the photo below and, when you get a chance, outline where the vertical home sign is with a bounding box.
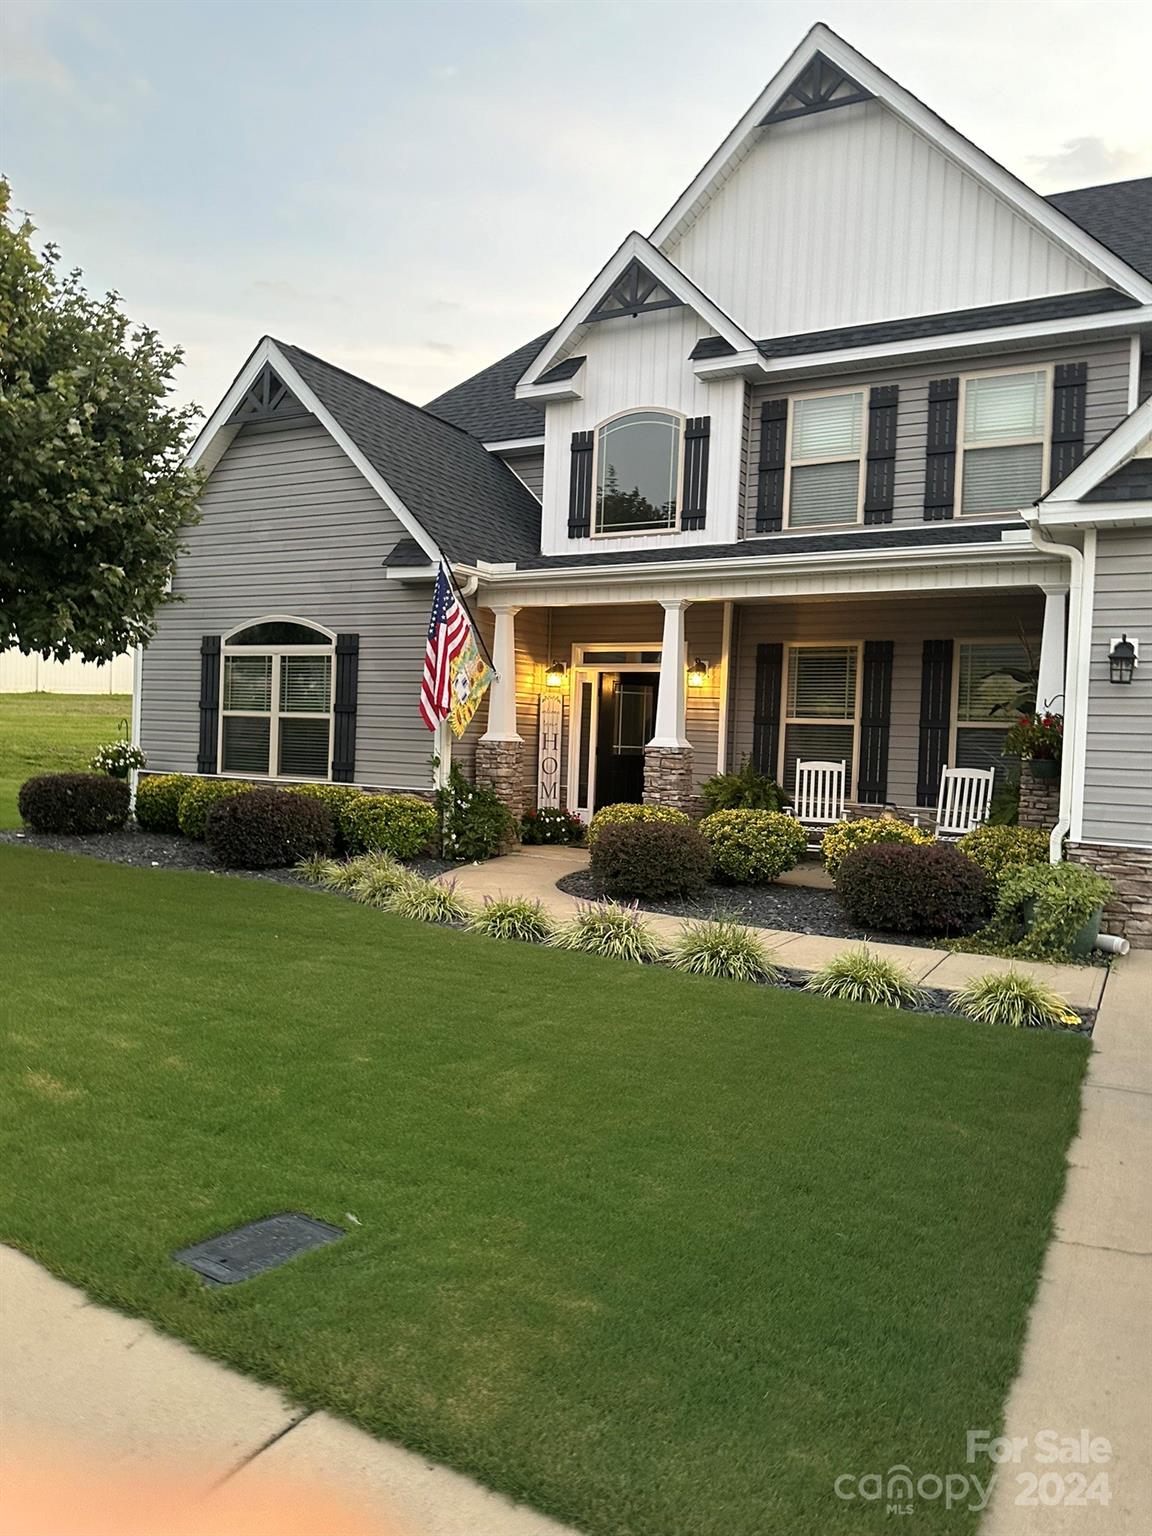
[537,693,563,808]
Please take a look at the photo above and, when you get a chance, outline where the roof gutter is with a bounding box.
[1024,513,1084,863]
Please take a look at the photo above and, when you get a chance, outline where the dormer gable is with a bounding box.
[759,49,871,124]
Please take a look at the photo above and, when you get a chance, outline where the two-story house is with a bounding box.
[136,24,1152,942]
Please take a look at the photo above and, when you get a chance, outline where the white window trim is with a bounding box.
[778,641,864,799]
[782,385,868,532]
[590,406,686,539]
[955,362,1054,517]
[219,618,336,781]
[948,634,1034,764]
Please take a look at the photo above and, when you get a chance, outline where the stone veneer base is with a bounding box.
[1018,764,1062,831]
[642,746,701,816]
[1067,842,1152,949]
[473,738,526,820]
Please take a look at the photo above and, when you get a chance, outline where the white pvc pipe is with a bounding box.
[1094,933,1130,957]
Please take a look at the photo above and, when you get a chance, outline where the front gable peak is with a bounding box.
[587,257,683,323]
[760,49,872,125]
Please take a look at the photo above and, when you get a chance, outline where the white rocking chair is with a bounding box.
[794,760,847,839]
[934,765,995,839]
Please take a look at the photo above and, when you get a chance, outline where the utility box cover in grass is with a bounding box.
[173,1213,344,1284]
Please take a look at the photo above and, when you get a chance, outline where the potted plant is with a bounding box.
[90,739,148,780]
[1003,711,1063,780]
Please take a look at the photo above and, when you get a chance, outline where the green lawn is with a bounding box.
[0,847,1088,1536]
[0,693,132,828]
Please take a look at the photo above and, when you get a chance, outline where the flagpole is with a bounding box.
[445,565,497,678]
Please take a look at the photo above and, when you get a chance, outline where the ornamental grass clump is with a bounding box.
[469,897,557,944]
[953,969,1081,1030]
[805,946,927,1009]
[351,857,420,910]
[386,875,472,926]
[295,853,340,886]
[553,901,663,964]
[666,919,783,984]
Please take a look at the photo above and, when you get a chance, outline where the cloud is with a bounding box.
[1026,136,1151,190]
[0,0,74,92]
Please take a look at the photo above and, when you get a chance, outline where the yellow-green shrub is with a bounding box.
[699,809,807,885]
[134,773,194,834]
[176,777,257,840]
[587,802,690,846]
[822,815,929,880]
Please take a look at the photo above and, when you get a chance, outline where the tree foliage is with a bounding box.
[0,178,203,661]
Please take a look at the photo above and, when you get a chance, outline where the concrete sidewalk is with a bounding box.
[442,846,1109,1011]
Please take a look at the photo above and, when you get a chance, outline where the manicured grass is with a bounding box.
[0,693,132,828]
[0,847,1088,1536]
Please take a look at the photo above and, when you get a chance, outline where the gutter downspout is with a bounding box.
[1025,515,1083,863]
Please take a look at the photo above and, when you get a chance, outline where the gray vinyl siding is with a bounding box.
[1081,531,1152,846]
[503,452,544,502]
[741,338,1134,538]
[729,593,1043,807]
[139,416,443,790]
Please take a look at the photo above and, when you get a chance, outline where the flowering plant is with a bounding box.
[520,806,585,845]
[90,740,147,779]
[1002,711,1063,762]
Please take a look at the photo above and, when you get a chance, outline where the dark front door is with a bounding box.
[594,672,658,809]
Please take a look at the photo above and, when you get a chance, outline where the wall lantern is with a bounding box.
[687,657,710,689]
[544,659,569,689]
[1108,635,1139,686]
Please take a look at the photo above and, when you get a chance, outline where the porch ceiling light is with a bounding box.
[1108,635,1138,686]
[687,657,710,689]
[545,659,568,688]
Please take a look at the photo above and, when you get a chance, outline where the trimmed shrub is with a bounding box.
[285,783,364,851]
[699,809,807,885]
[836,842,988,936]
[953,969,1081,1030]
[177,777,256,840]
[700,758,788,814]
[957,824,1049,892]
[666,919,783,983]
[386,875,472,925]
[436,768,517,861]
[591,820,713,900]
[469,897,557,944]
[205,789,333,869]
[520,806,585,845]
[18,772,130,835]
[587,802,690,846]
[979,862,1113,959]
[805,946,926,1009]
[821,815,930,880]
[339,792,438,859]
[134,773,193,834]
[553,901,662,964]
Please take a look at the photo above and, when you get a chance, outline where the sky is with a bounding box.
[3,0,1150,420]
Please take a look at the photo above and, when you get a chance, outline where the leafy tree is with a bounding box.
[0,178,202,662]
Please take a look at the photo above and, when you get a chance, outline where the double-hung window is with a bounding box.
[953,640,1033,777]
[781,644,861,793]
[786,391,865,528]
[220,620,334,779]
[958,369,1049,514]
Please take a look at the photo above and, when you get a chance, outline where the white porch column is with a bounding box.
[481,605,521,741]
[1036,586,1068,714]
[649,600,691,748]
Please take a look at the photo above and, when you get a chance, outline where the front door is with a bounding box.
[594,672,658,810]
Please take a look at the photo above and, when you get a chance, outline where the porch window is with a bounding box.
[220,620,334,779]
[786,391,864,528]
[781,644,859,793]
[594,410,682,534]
[958,370,1048,514]
[953,640,1032,776]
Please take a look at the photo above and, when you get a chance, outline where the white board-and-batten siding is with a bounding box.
[138,417,458,790]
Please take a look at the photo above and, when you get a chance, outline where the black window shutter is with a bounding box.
[197,635,222,774]
[755,399,788,532]
[1050,361,1088,487]
[681,416,711,530]
[858,641,894,804]
[752,642,784,778]
[916,639,954,806]
[568,430,593,538]
[923,378,959,521]
[864,385,899,524]
[331,633,359,782]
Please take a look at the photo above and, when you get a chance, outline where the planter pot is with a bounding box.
[1028,757,1060,780]
[1022,900,1103,958]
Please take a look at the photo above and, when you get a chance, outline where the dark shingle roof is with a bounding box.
[275,341,541,565]
[1047,178,1152,283]
[1082,460,1152,503]
[424,333,551,443]
[536,355,586,384]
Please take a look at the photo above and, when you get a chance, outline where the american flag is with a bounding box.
[419,564,470,730]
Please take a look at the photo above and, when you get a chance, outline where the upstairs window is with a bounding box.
[594,410,681,534]
[959,369,1049,514]
[786,391,865,528]
[220,619,334,779]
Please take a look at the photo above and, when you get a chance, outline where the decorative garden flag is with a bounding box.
[419,564,493,737]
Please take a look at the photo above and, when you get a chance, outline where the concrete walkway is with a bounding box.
[443,847,1109,1011]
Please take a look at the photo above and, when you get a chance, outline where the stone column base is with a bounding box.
[1018,763,1061,830]
[474,738,526,820]
[1067,842,1152,949]
[642,746,700,816]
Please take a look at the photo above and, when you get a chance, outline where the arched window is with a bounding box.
[220,618,334,779]
[594,410,682,534]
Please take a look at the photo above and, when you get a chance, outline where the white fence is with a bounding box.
[0,647,135,695]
